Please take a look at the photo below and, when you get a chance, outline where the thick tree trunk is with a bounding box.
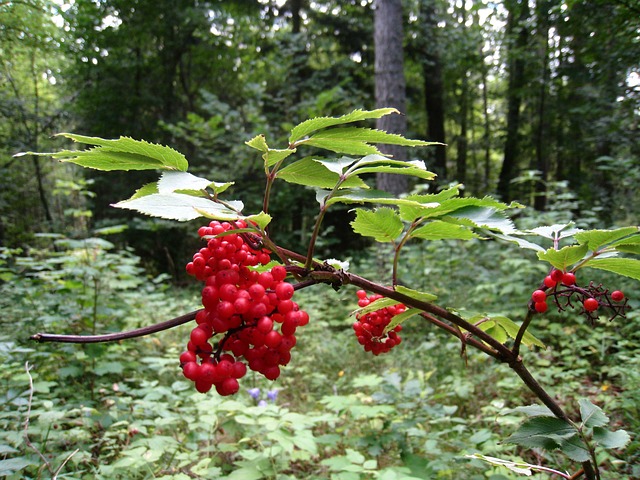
[533,0,550,211]
[497,0,529,203]
[419,0,446,178]
[374,0,408,196]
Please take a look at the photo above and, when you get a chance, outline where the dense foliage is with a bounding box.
[1,0,639,478]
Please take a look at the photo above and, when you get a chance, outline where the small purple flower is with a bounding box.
[247,387,261,400]
[267,389,279,402]
[258,400,268,407]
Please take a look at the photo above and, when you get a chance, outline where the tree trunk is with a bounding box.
[497,0,529,203]
[419,0,446,178]
[374,0,408,196]
[533,0,550,211]
[456,72,468,187]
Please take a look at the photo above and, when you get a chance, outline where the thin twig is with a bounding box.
[30,310,198,344]
[23,362,53,472]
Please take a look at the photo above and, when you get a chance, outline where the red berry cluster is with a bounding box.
[531,269,628,321]
[353,290,404,355]
[181,220,309,395]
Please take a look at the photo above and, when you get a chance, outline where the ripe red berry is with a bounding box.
[611,290,624,302]
[531,290,547,303]
[550,269,564,282]
[561,272,576,286]
[543,276,557,288]
[534,301,548,313]
[275,282,295,301]
[583,298,599,312]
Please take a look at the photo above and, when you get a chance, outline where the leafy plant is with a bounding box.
[17,108,638,478]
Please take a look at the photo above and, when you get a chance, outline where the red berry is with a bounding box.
[543,276,557,288]
[550,269,564,282]
[534,301,548,313]
[531,290,547,303]
[275,282,295,301]
[561,272,576,286]
[583,298,599,312]
[611,290,624,302]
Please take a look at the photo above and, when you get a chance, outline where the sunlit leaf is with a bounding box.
[537,244,589,270]
[585,258,640,281]
[20,133,189,171]
[411,220,478,241]
[574,227,639,251]
[289,108,398,143]
[350,208,403,242]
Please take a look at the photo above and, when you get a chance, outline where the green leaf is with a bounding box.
[129,182,159,200]
[395,285,438,303]
[22,133,189,171]
[244,212,272,230]
[506,416,576,450]
[464,454,537,475]
[574,227,639,251]
[157,171,212,193]
[114,193,241,221]
[493,316,546,349]
[350,208,403,242]
[383,308,423,334]
[585,258,640,281]
[302,127,437,156]
[489,232,546,253]
[353,297,402,317]
[508,404,554,417]
[399,196,512,225]
[592,427,631,449]
[558,434,591,462]
[314,156,357,175]
[245,134,269,152]
[289,108,398,143]
[411,221,478,241]
[537,244,589,271]
[527,223,581,240]
[0,457,35,476]
[326,189,430,208]
[447,206,517,234]
[277,157,367,189]
[579,398,609,428]
[350,156,436,181]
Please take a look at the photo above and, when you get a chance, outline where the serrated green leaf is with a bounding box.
[33,133,189,171]
[493,316,546,349]
[585,258,640,281]
[210,181,235,195]
[614,244,640,254]
[411,220,478,241]
[579,399,609,428]
[350,208,403,242]
[383,308,422,334]
[289,108,398,143]
[302,127,436,156]
[399,196,511,224]
[351,159,436,181]
[114,193,240,221]
[326,189,428,208]
[506,417,576,450]
[264,148,296,168]
[558,434,591,462]
[574,227,639,251]
[277,157,368,189]
[593,427,631,449]
[395,285,438,303]
[537,244,589,270]
[245,134,269,152]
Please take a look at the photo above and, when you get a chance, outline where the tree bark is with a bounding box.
[497,0,529,203]
[374,0,408,196]
[419,0,447,178]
